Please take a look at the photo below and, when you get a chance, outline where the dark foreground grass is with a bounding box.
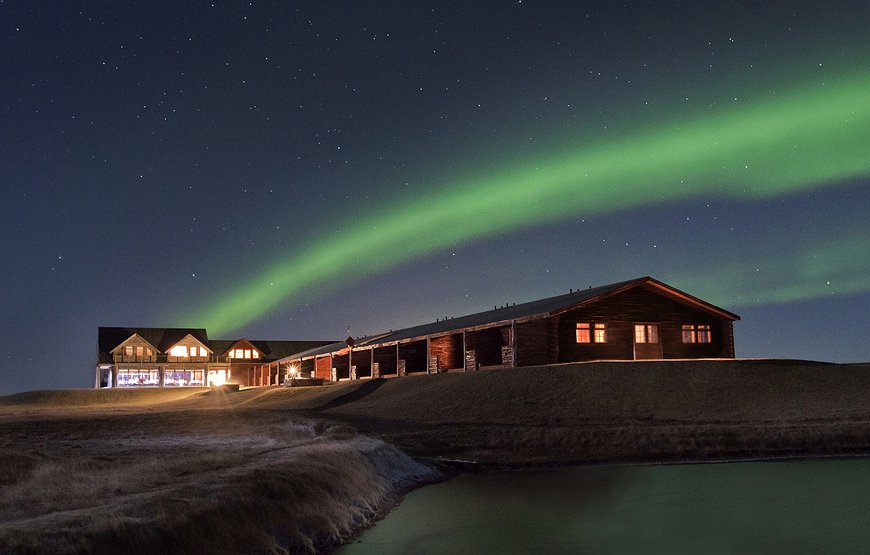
[0,359,868,553]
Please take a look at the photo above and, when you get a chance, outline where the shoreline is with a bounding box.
[1,359,869,553]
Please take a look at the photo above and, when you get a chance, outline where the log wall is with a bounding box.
[429,334,464,370]
[556,284,733,362]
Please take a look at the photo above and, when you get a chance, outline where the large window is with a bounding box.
[229,348,259,359]
[169,345,207,357]
[164,369,205,386]
[116,368,159,387]
[120,345,152,360]
[576,323,606,343]
[634,324,659,344]
[682,324,712,343]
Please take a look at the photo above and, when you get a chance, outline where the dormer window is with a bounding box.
[230,348,259,359]
[169,345,207,357]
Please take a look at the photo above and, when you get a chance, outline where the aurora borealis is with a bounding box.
[185,68,870,335]
[1,1,869,392]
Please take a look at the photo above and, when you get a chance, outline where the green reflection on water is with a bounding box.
[338,459,870,554]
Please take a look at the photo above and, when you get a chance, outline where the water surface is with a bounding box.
[338,458,870,554]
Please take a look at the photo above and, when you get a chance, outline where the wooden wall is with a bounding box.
[352,349,373,378]
[398,340,427,373]
[466,326,509,366]
[555,284,733,362]
[332,353,350,379]
[516,319,557,366]
[314,356,331,380]
[373,345,398,375]
[429,334,464,370]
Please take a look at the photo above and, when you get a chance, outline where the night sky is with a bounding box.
[2,1,869,394]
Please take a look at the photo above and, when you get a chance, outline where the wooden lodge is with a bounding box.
[276,277,739,382]
[95,328,332,388]
[95,277,738,388]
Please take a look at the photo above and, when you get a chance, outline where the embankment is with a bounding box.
[1,359,868,553]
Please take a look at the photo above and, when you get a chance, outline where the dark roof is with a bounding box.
[249,340,335,360]
[98,328,334,364]
[278,340,351,361]
[277,276,739,361]
[97,327,209,363]
[366,278,643,345]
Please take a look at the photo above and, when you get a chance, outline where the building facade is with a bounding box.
[276,277,739,381]
[96,277,739,388]
[95,328,332,388]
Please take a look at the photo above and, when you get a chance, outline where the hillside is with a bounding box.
[1,359,868,553]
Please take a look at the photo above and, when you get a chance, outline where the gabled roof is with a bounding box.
[250,340,336,360]
[210,338,261,357]
[98,327,209,363]
[98,327,334,364]
[209,339,336,361]
[279,276,738,359]
[280,340,348,361]
[167,333,213,354]
[108,332,160,355]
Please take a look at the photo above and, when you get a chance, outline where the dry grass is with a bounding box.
[1,359,868,552]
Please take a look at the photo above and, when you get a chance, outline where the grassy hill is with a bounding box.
[1,359,868,553]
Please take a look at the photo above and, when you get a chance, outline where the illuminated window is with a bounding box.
[594,323,606,343]
[244,349,251,358]
[169,345,188,357]
[199,346,207,357]
[635,324,659,344]
[576,322,606,343]
[252,350,259,359]
[145,348,152,356]
[576,323,590,343]
[682,324,711,343]
[136,346,144,357]
[125,345,133,356]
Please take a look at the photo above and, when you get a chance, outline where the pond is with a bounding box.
[337,458,870,554]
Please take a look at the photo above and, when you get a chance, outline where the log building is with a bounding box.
[276,277,739,382]
[95,328,331,388]
[95,277,739,387]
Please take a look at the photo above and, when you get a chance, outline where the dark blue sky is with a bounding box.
[2,1,869,394]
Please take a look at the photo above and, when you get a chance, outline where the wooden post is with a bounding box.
[370,348,374,377]
[462,331,467,372]
[348,349,353,380]
[510,320,517,367]
[426,337,431,374]
[159,365,165,387]
[110,366,118,388]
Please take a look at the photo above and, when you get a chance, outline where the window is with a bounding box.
[198,346,207,357]
[594,323,606,343]
[682,324,712,343]
[576,323,591,343]
[125,345,133,356]
[634,324,659,344]
[169,345,188,357]
[576,322,606,343]
[230,348,253,359]
[252,350,259,359]
[135,346,144,357]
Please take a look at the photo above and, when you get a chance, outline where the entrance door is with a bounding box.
[633,323,663,359]
[207,368,227,386]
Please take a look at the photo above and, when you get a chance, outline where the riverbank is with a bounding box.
[1,359,868,553]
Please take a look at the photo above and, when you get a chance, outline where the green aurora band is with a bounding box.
[182,70,870,335]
